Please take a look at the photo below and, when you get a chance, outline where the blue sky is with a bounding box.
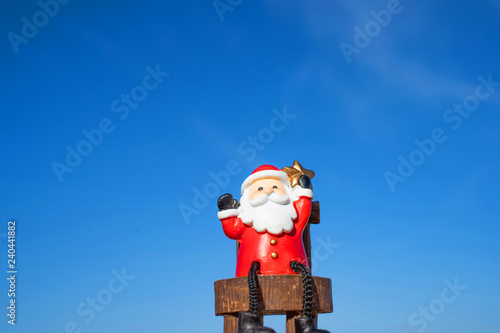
[1,0,499,332]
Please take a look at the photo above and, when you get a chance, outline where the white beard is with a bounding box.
[238,187,298,235]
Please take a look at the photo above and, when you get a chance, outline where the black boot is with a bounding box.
[237,311,275,333]
[295,316,330,333]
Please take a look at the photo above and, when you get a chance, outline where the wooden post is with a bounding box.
[286,312,301,333]
[223,314,238,333]
[302,224,312,272]
[303,201,319,272]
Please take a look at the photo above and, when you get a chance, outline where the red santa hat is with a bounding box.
[241,165,290,194]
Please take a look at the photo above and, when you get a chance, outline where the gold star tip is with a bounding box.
[282,160,315,188]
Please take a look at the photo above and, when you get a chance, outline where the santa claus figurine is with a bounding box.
[217,164,330,333]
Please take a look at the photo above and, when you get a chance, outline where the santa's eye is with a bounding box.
[258,187,264,191]
[273,185,278,189]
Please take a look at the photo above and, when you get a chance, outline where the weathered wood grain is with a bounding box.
[309,201,320,224]
[214,275,333,316]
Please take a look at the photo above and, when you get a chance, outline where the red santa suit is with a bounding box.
[218,166,313,276]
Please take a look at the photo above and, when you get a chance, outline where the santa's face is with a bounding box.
[238,177,298,235]
[248,178,286,200]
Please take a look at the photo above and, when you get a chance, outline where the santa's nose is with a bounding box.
[263,187,273,194]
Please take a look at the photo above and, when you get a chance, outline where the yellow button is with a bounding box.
[270,239,277,245]
[271,252,278,259]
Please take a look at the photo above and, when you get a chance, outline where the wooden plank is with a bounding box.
[214,275,333,316]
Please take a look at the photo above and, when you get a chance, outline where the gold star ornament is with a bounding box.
[282,160,315,188]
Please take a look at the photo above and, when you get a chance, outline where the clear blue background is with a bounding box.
[1,0,499,332]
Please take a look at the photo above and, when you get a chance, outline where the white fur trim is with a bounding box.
[241,170,290,194]
[218,208,240,220]
[292,186,313,199]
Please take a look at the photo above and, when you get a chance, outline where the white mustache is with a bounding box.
[250,192,290,207]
